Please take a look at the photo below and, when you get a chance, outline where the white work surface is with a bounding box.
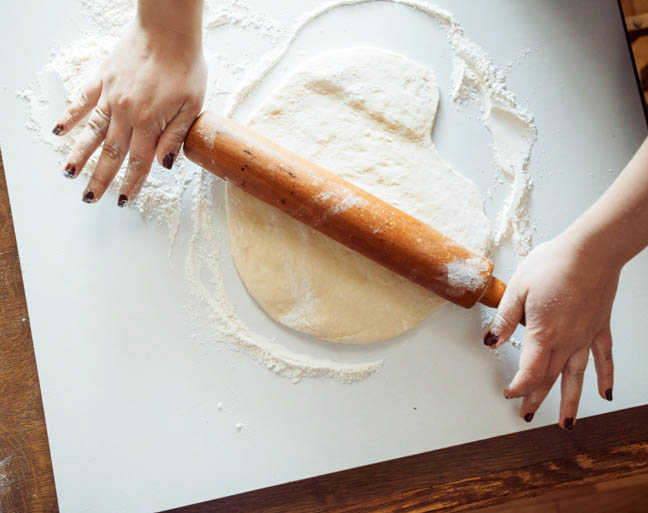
[1,1,648,512]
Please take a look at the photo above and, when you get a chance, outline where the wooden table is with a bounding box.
[1,148,648,513]
[3,5,648,500]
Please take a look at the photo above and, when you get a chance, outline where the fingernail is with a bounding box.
[605,388,613,401]
[564,417,574,431]
[524,412,534,423]
[117,194,128,207]
[62,164,76,178]
[483,331,499,347]
[52,123,64,135]
[82,190,95,203]
[162,152,175,169]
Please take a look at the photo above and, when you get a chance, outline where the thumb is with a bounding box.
[484,277,525,349]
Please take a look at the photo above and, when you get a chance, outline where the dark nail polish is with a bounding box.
[52,123,64,135]
[524,412,534,423]
[483,331,499,347]
[162,152,175,169]
[564,417,574,431]
[82,190,95,203]
[605,388,613,401]
[117,194,128,207]
[62,164,76,178]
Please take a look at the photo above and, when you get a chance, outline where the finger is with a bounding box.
[118,130,157,207]
[559,347,590,430]
[82,115,132,203]
[504,330,552,398]
[484,277,525,348]
[520,350,569,421]
[62,103,111,178]
[592,326,614,401]
[53,75,102,136]
[156,100,200,169]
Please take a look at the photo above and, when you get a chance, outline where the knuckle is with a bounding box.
[492,311,516,335]
[526,374,544,389]
[166,126,188,144]
[102,141,123,162]
[87,107,110,135]
[114,94,131,110]
[128,154,149,173]
[78,89,90,107]
[135,109,157,128]
[529,328,556,347]
[542,375,556,388]
[567,367,586,383]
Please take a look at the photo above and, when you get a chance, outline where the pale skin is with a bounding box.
[53,0,647,429]
[485,138,648,429]
[52,0,206,206]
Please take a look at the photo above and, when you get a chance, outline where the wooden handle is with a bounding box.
[184,112,507,309]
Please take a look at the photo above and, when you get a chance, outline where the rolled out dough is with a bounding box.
[226,47,491,343]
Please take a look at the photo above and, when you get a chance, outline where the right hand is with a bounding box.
[484,233,620,429]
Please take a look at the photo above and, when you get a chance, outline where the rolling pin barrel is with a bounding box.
[183,112,505,309]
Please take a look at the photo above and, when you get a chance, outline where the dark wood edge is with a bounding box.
[0,148,59,512]
[163,405,648,513]
[619,0,648,127]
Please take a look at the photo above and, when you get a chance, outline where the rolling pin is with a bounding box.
[183,112,507,310]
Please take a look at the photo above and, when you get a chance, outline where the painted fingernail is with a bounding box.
[524,412,534,423]
[62,164,76,178]
[564,417,574,431]
[605,388,613,401]
[82,190,95,203]
[117,194,128,207]
[52,123,64,135]
[483,331,499,347]
[162,152,175,169]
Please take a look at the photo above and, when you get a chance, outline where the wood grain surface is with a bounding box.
[163,405,648,513]
[0,149,58,512]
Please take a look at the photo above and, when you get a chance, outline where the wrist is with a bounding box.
[136,0,203,48]
[560,220,628,271]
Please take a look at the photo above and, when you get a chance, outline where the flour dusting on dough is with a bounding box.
[445,257,490,298]
[226,47,492,343]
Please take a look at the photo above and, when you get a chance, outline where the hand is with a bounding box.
[52,19,206,206]
[484,234,620,429]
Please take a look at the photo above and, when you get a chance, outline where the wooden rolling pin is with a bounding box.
[184,112,507,309]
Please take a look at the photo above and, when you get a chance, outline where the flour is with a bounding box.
[20,0,536,380]
[0,456,11,497]
[445,257,490,298]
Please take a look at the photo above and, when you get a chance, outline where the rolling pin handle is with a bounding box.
[478,276,507,309]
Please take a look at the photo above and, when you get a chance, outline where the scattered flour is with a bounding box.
[0,456,11,497]
[20,0,535,382]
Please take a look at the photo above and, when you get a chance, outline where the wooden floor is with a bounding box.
[466,473,648,513]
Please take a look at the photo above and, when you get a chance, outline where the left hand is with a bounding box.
[52,21,207,206]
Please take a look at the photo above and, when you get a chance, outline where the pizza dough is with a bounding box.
[226,47,491,343]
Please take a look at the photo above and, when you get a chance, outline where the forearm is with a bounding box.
[566,136,648,267]
[136,0,204,44]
